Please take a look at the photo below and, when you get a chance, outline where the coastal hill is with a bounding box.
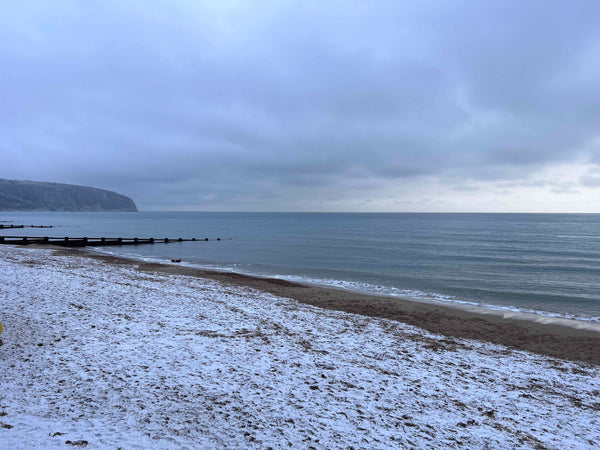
[0,179,138,211]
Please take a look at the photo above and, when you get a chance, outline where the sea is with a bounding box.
[2,212,600,323]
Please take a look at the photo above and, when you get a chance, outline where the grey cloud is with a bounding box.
[579,176,600,188]
[1,0,599,210]
[452,185,480,192]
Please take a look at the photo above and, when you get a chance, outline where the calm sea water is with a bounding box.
[2,212,600,322]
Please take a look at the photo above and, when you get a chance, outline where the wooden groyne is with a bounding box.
[0,224,54,229]
[0,236,223,247]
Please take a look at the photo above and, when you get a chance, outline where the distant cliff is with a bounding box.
[0,179,138,212]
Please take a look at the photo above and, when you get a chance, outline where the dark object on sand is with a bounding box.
[171,259,182,263]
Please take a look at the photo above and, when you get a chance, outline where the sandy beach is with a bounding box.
[1,245,599,448]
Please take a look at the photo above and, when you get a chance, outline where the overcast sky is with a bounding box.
[1,1,600,212]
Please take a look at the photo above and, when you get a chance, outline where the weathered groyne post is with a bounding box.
[0,235,227,247]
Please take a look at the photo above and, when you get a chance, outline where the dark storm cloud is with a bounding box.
[1,0,599,210]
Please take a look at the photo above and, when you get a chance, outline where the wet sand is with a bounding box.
[49,246,600,365]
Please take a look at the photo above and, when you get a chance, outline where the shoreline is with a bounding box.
[101,251,600,328]
[60,246,600,365]
[89,248,600,327]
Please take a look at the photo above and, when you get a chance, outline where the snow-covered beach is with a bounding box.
[1,245,599,448]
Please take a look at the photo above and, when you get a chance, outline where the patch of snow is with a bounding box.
[0,246,598,448]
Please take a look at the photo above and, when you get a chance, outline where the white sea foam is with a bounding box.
[272,275,600,327]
